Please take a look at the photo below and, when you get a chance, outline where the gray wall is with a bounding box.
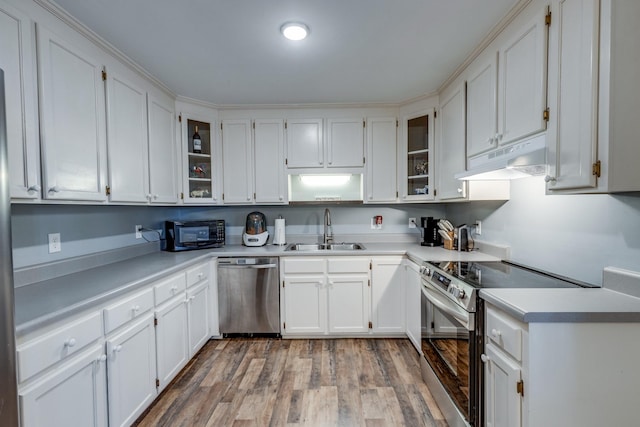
[446,176,640,285]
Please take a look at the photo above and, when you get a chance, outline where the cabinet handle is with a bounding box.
[48,186,60,193]
[97,354,107,363]
[113,345,123,353]
[490,328,502,338]
[480,354,489,363]
[63,338,76,348]
[27,185,41,192]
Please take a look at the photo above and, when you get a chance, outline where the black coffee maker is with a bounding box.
[421,216,442,247]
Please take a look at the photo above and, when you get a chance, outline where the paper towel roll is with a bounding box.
[273,218,286,245]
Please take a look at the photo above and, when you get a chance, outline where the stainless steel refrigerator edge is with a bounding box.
[217,257,280,336]
[0,69,20,425]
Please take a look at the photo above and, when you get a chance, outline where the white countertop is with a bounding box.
[14,243,500,337]
[480,288,640,323]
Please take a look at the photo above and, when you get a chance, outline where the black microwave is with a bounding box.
[164,220,225,251]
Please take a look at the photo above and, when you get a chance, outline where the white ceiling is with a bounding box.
[54,0,519,106]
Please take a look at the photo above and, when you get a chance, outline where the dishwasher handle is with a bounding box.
[218,263,278,269]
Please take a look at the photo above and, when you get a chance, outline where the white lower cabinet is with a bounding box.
[283,275,327,335]
[105,313,157,427]
[404,259,422,353]
[327,274,369,334]
[187,281,210,356]
[370,257,404,334]
[484,343,522,427]
[19,345,108,427]
[155,293,189,391]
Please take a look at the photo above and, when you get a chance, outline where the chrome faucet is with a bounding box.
[323,208,333,245]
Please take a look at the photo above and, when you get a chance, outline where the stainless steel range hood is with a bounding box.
[455,133,547,180]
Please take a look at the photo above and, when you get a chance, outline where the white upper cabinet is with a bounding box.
[221,119,253,204]
[437,84,467,200]
[105,67,150,204]
[466,52,498,158]
[401,111,435,201]
[0,1,40,200]
[254,119,286,204]
[365,117,397,203]
[546,0,640,193]
[497,5,549,146]
[37,24,108,202]
[180,109,219,204]
[326,118,365,168]
[286,118,323,168]
[147,90,179,204]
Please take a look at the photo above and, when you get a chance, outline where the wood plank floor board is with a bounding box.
[134,338,447,427]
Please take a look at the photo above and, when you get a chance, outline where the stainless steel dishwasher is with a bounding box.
[217,257,280,337]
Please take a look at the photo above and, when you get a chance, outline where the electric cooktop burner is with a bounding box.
[424,260,595,290]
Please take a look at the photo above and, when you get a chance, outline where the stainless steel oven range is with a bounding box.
[419,260,593,427]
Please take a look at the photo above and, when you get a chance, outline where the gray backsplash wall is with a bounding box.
[11,204,445,269]
[446,176,640,285]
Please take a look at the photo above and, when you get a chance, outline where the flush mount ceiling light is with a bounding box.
[280,22,309,41]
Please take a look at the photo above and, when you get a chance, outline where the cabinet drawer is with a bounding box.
[154,273,187,305]
[282,258,325,274]
[486,308,525,362]
[327,257,370,274]
[17,311,102,383]
[186,263,209,288]
[104,288,154,334]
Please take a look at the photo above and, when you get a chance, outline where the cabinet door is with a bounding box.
[155,295,188,390]
[221,119,253,204]
[366,117,397,203]
[187,281,210,357]
[182,115,217,204]
[546,0,599,191]
[147,91,178,204]
[106,314,156,427]
[254,119,286,203]
[437,83,467,200]
[484,343,522,427]
[467,53,498,157]
[286,118,323,168]
[0,2,40,200]
[497,6,548,146]
[37,25,107,202]
[404,261,422,353]
[327,274,369,334]
[19,345,107,427]
[402,112,434,201]
[282,276,326,335]
[327,118,364,168]
[371,257,404,334]
[105,68,149,203]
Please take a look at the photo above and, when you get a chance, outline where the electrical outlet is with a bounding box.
[475,220,482,235]
[135,225,143,239]
[48,233,61,253]
[409,218,417,228]
[370,218,382,230]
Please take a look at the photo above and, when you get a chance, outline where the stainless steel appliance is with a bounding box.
[217,257,280,336]
[419,260,594,427]
[243,212,269,247]
[0,69,19,425]
[163,219,225,251]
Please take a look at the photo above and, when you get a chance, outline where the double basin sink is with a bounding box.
[285,243,366,251]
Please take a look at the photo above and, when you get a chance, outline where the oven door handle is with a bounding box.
[422,285,472,330]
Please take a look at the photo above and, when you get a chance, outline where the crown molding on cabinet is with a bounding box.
[437,0,533,93]
[34,0,175,98]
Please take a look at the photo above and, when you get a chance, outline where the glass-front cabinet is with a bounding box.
[402,111,435,201]
[181,115,218,204]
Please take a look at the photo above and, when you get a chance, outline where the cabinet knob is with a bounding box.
[64,338,76,348]
[544,175,557,184]
[487,137,493,145]
[48,186,60,193]
[495,133,503,141]
[114,345,123,353]
[490,328,502,338]
[132,305,140,312]
[279,196,283,201]
[368,195,373,200]
[480,354,489,363]
[97,354,107,363]
[198,273,204,279]
[153,194,159,200]
[27,185,41,193]
[189,295,196,301]
[171,285,178,293]
[457,188,463,193]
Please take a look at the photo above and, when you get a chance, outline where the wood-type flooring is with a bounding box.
[134,338,447,427]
